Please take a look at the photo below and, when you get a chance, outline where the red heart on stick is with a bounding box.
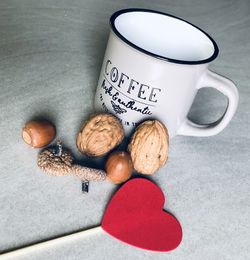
[101,178,182,252]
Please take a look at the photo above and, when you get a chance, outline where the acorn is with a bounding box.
[22,120,56,148]
[105,151,133,184]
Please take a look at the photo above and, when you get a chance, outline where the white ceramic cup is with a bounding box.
[94,9,239,138]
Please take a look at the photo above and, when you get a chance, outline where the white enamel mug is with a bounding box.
[94,9,239,138]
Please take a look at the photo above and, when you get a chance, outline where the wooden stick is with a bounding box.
[0,226,103,259]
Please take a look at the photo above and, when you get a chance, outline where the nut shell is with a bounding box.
[105,151,133,184]
[128,120,169,175]
[22,120,56,148]
[76,113,124,157]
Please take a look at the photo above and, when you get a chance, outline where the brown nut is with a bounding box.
[76,113,124,157]
[105,151,133,184]
[128,120,169,175]
[22,120,56,148]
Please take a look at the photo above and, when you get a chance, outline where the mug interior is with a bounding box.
[111,9,218,64]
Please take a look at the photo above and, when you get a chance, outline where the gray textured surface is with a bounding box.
[0,0,250,259]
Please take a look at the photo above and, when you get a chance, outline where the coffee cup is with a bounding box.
[94,9,239,138]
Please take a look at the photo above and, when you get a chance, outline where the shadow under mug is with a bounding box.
[94,9,239,138]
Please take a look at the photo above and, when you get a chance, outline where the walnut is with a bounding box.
[128,120,169,175]
[76,113,124,156]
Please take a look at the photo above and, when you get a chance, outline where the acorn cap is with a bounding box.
[37,148,73,176]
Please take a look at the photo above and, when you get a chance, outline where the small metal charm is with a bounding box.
[82,181,89,193]
[53,139,62,156]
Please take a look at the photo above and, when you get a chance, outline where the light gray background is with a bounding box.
[0,0,249,259]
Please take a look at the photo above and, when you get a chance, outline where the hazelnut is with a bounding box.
[22,120,56,148]
[128,120,169,175]
[76,113,124,157]
[105,151,133,184]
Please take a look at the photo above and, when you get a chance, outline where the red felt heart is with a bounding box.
[101,178,182,252]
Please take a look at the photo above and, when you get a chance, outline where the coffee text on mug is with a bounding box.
[105,59,161,103]
[100,79,152,115]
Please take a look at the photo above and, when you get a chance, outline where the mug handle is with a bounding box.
[177,70,239,137]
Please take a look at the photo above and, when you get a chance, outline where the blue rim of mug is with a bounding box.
[110,8,219,65]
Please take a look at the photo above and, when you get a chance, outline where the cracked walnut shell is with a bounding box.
[128,120,169,175]
[76,113,124,156]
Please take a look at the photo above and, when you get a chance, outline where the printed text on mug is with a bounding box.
[98,59,163,119]
[105,60,161,103]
